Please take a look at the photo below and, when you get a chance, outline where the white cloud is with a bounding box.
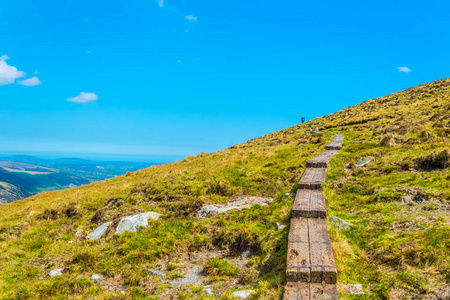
[34,70,39,75]
[67,92,98,103]
[397,66,411,73]
[0,55,26,86]
[185,14,197,22]
[157,0,163,8]
[18,76,43,86]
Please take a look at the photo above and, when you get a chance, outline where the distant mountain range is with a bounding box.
[0,155,155,204]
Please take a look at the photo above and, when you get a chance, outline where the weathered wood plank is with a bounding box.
[283,282,310,300]
[298,168,327,190]
[307,151,339,168]
[292,190,326,219]
[310,283,338,299]
[283,283,338,300]
[326,134,344,150]
[308,219,337,284]
[286,217,310,282]
[311,168,327,189]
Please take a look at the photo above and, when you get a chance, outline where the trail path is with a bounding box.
[284,134,344,300]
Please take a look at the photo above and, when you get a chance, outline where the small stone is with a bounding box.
[285,193,296,197]
[115,212,161,234]
[68,240,74,244]
[148,269,165,279]
[341,284,364,295]
[204,286,213,295]
[49,269,63,277]
[330,216,353,231]
[91,273,102,280]
[276,222,286,230]
[86,222,113,240]
[232,290,254,299]
[356,157,372,167]
[198,205,219,218]
[75,229,84,237]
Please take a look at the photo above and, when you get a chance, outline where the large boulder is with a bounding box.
[86,222,112,240]
[115,212,160,234]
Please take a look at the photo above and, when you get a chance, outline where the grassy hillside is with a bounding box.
[0,78,448,299]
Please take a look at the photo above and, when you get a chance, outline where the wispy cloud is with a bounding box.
[18,76,43,86]
[185,14,197,22]
[67,92,98,103]
[397,66,411,73]
[157,0,164,8]
[0,55,26,86]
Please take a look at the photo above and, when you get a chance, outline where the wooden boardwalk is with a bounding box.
[284,134,343,300]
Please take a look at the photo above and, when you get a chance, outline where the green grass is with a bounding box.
[0,78,448,299]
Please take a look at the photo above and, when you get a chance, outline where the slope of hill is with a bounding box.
[0,78,448,299]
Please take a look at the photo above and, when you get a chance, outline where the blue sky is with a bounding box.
[1,0,449,162]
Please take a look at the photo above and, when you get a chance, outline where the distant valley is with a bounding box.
[0,155,154,204]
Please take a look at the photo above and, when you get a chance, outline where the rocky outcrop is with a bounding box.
[198,197,273,218]
[115,212,160,234]
[86,212,161,240]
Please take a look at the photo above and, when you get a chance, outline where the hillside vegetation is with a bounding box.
[0,78,448,299]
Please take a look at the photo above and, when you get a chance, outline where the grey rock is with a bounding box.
[67,240,74,244]
[75,229,84,238]
[86,222,112,240]
[356,157,372,167]
[198,205,220,218]
[285,193,296,197]
[91,273,102,280]
[330,216,353,231]
[204,286,214,295]
[49,269,63,277]
[115,212,160,234]
[148,269,165,279]
[276,222,286,230]
[341,284,364,294]
[198,197,273,219]
[232,290,254,299]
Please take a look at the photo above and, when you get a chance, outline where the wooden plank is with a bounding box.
[326,134,344,150]
[298,168,327,190]
[310,190,326,218]
[284,283,338,300]
[283,282,310,300]
[307,151,339,168]
[310,168,327,190]
[298,168,315,189]
[308,219,337,284]
[310,284,338,300]
[292,190,326,219]
[286,217,310,282]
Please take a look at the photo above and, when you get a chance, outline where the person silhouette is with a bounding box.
[301,115,305,123]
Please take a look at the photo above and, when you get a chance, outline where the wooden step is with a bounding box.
[309,219,337,284]
[292,189,326,219]
[306,150,339,168]
[284,283,338,300]
[286,217,310,282]
[325,134,344,150]
[286,219,337,284]
[298,168,327,190]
